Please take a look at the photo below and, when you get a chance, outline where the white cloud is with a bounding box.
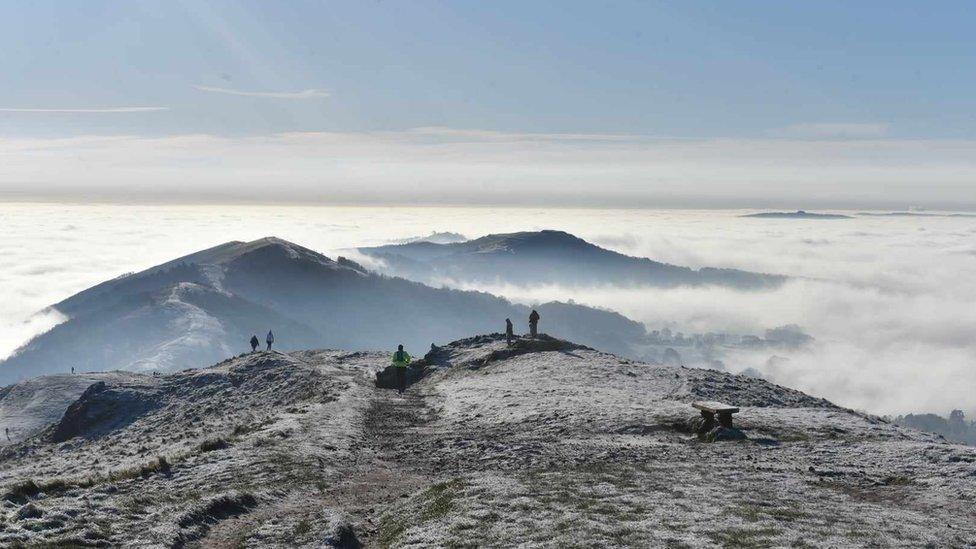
[2,205,975,418]
[1,129,974,209]
[781,122,890,138]
[0,107,168,113]
[193,85,329,99]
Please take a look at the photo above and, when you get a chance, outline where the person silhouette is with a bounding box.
[391,344,412,395]
[250,335,259,352]
[266,330,275,351]
[528,309,540,337]
[505,318,514,346]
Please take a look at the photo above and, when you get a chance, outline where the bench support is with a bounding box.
[698,410,734,430]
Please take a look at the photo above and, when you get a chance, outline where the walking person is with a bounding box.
[4,427,9,441]
[250,334,259,352]
[391,344,412,395]
[266,330,275,351]
[529,309,540,337]
[505,318,514,346]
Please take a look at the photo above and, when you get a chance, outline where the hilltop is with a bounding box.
[0,237,652,384]
[358,230,784,289]
[741,210,852,219]
[1,334,973,547]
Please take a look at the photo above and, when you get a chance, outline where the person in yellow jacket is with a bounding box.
[392,344,412,394]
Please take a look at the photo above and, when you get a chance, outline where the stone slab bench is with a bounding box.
[692,401,739,429]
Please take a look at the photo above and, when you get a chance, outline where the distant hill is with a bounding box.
[394,231,468,244]
[742,210,852,219]
[0,237,651,384]
[358,230,784,289]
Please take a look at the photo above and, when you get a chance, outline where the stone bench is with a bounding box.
[692,401,739,430]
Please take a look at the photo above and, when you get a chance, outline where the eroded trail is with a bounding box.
[195,354,441,548]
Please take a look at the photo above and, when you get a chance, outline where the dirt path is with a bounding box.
[194,362,437,548]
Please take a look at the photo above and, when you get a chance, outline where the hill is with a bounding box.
[0,334,973,547]
[0,237,651,384]
[358,230,784,289]
[742,210,852,219]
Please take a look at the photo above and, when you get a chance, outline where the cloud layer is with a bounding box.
[1,204,974,418]
[1,129,975,209]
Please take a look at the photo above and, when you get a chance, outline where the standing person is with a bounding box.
[391,344,412,395]
[505,318,514,346]
[250,335,259,352]
[529,309,540,337]
[70,366,75,374]
[4,427,9,441]
[266,330,275,351]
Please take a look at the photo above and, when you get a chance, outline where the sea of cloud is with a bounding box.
[1,203,974,417]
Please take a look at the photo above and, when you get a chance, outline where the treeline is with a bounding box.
[890,410,976,446]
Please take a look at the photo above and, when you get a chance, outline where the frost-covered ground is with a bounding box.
[1,334,974,547]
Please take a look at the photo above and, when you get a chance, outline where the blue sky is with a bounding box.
[0,1,974,207]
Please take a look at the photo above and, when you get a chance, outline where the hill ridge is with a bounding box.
[1,333,972,547]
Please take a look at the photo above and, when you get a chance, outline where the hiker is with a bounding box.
[392,344,412,395]
[505,318,514,346]
[529,309,540,337]
[250,334,259,352]
[266,330,275,351]
[4,427,9,441]
[71,366,75,374]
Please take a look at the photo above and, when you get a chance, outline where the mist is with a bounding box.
[1,203,974,417]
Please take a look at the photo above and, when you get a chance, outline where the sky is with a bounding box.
[0,1,974,207]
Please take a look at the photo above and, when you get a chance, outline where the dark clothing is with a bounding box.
[396,367,406,394]
[505,319,514,346]
[529,310,540,337]
[250,336,259,352]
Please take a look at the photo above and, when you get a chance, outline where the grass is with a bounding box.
[377,514,409,549]
[706,526,782,548]
[727,503,809,526]
[419,478,465,522]
[2,480,43,503]
[3,477,102,502]
[775,431,812,442]
[293,518,312,537]
[197,437,230,453]
[377,478,465,548]
[108,455,171,481]
[120,494,154,514]
[5,424,264,504]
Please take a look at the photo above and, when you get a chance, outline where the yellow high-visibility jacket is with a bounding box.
[392,350,412,368]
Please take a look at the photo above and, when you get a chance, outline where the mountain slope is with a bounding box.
[0,334,972,547]
[359,229,785,289]
[0,237,652,384]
